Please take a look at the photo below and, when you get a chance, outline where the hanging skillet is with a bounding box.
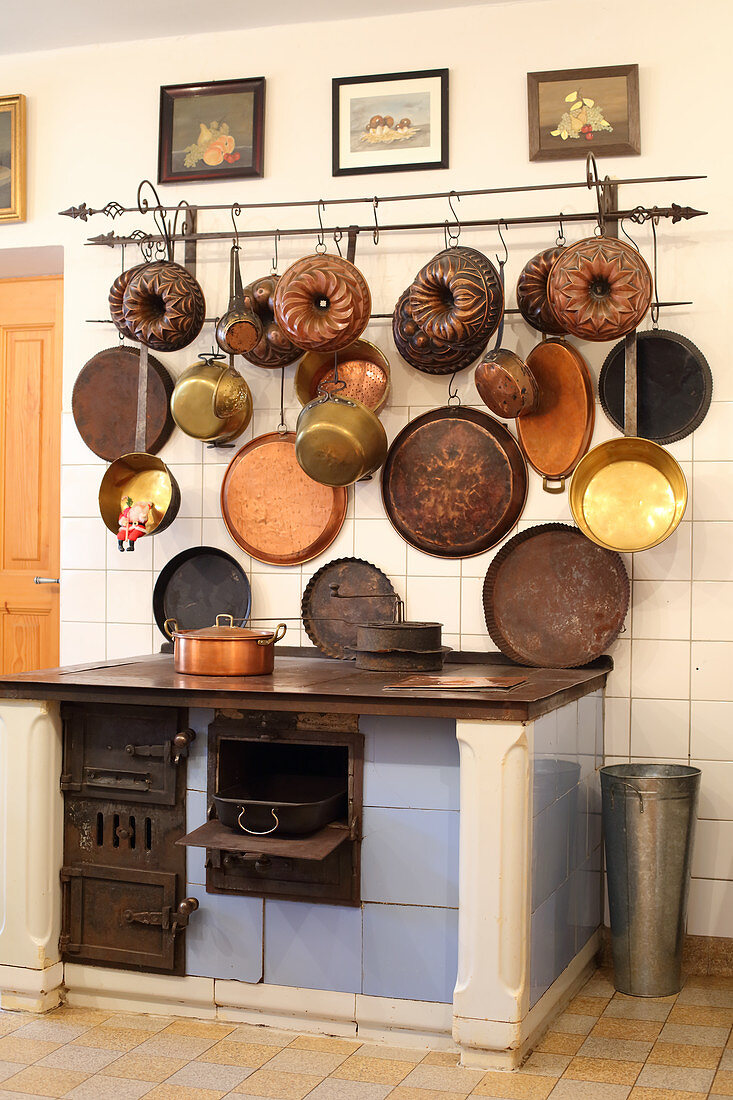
[599,329,712,445]
[216,243,263,356]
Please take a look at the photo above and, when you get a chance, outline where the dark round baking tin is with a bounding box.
[153,546,251,639]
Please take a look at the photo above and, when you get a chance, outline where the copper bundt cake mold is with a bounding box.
[409,247,503,346]
[122,261,206,352]
[273,254,372,353]
[392,288,484,375]
[241,275,303,369]
[516,245,567,335]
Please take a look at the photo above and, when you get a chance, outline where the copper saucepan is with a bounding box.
[164,615,287,676]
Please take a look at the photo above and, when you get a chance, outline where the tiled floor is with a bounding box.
[0,970,731,1098]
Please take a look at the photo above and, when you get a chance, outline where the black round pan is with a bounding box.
[599,329,712,445]
[153,546,251,639]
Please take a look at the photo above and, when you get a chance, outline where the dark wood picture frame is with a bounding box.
[158,77,265,184]
[527,64,640,162]
[332,68,448,177]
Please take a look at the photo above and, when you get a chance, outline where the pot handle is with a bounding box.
[216,614,235,627]
[163,617,178,639]
[257,623,287,647]
[238,806,280,835]
[542,475,566,495]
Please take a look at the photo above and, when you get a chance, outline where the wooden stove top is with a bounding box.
[0,651,610,721]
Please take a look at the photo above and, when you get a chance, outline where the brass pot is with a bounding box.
[165,615,287,676]
[99,453,180,540]
[215,244,263,356]
[171,356,252,443]
[295,340,391,413]
[475,348,539,419]
[569,437,687,552]
[295,392,387,487]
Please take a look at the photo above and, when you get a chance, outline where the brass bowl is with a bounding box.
[99,453,181,537]
[295,340,390,414]
[569,437,687,552]
[295,395,388,487]
[171,359,252,443]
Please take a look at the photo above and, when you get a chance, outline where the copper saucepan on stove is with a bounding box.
[164,615,287,676]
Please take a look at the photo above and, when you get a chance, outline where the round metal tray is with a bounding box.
[153,546,251,639]
[301,557,398,659]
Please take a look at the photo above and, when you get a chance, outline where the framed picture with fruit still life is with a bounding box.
[0,94,26,223]
[527,64,640,162]
[158,77,265,184]
[332,69,448,176]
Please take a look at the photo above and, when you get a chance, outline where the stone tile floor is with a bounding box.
[0,970,730,1098]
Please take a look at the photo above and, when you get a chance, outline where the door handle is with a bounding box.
[34,577,60,584]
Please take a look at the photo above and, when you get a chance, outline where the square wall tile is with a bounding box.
[61,519,106,571]
[60,570,106,622]
[693,401,733,461]
[60,621,106,665]
[106,571,154,624]
[631,699,690,759]
[186,789,208,887]
[532,789,574,910]
[693,462,733,521]
[202,517,239,555]
[353,519,407,577]
[361,715,458,811]
[186,886,262,983]
[691,819,733,879]
[105,623,153,660]
[692,522,733,581]
[557,700,579,757]
[158,430,203,465]
[406,546,461,578]
[361,806,459,907]
[406,576,460,634]
[692,760,733,820]
[604,698,630,759]
[691,642,733,700]
[575,857,602,952]
[632,581,691,640]
[631,640,690,700]
[691,701,733,759]
[153,519,203,572]
[533,711,558,757]
[459,576,488,636]
[530,890,556,1008]
[61,464,103,518]
[202,464,225,518]
[248,570,303,626]
[362,903,458,1004]
[633,523,691,582]
[62,412,105,466]
[605,638,631,698]
[168,464,203,519]
[687,878,733,938]
[692,581,733,641]
[264,900,362,994]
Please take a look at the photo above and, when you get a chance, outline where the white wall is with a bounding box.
[1,0,731,938]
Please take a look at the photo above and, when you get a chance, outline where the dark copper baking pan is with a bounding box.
[301,557,398,659]
[72,346,174,461]
[220,431,348,566]
[153,546,251,639]
[381,406,527,558]
[516,339,595,493]
[599,329,713,445]
[483,523,629,668]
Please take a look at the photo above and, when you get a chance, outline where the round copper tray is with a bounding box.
[381,406,528,559]
[483,523,629,668]
[516,339,594,490]
[220,432,347,566]
[301,557,398,659]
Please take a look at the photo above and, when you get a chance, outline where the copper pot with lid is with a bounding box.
[164,615,287,676]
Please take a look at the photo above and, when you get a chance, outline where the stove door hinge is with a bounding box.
[60,773,81,792]
[349,814,361,842]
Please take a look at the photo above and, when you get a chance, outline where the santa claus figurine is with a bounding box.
[117,497,153,552]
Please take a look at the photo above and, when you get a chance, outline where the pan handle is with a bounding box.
[542,475,566,494]
[163,617,178,639]
[216,614,235,627]
[238,807,280,834]
[257,623,287,646]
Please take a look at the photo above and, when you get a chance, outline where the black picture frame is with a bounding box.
[332,68,449,177]
[158,77,265,184]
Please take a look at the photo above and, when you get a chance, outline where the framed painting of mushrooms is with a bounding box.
[332,69,448,176]
[158,77,265,184]
[527,64,640,162]
[0,94,26,223]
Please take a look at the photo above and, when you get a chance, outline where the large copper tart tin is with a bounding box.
[220,431,348,566]
[546,237,652,342]
[381,406,527,558]
[273,254,372,353]
[482,523,629,668]
[409,246,503,346]
[516,245,567,335]
[242,274,303,369]
[392,288,484,375]
[121,261,206,351]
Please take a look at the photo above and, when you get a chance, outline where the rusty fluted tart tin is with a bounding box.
[483,523,629,668]
[301,557,398,659]
[220,431,348,566]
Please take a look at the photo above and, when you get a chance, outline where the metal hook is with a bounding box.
[372,197,379,246]
[447,367,461,406]
[496,219,508,267]
[650,213,661,328]
[585,152,606,236]
[556,212,566,247]
[231,202,241,249]
[271,229,280,275]
[333,228,343,258]
[315,200,327,254]
[446,190,461,246]
[619,216,640,252]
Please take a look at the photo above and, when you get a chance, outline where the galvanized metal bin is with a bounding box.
[601,763,701,997]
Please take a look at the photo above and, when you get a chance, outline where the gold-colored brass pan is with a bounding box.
[295,340,390,413]
[569,437,687,552]
[171,357,252,443]
[295,394,388,487]
[99,452,180,536]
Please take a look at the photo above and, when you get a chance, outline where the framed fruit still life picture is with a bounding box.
[0,94,26,223]
[527,64,640,162]
[158,77,265,184]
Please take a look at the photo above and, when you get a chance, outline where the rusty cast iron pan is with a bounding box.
[72,346,174,461]
[381,406,527,558]
[301,557,398,659]
[483,523,629,668]
[220,431,347,566]
[344,646,452,672]
[516,339,595,493]
[599,329,713,445]
[153,546,251,639]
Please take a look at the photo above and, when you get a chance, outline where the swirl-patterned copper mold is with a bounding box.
[392,288,484,375]
[273,254,372,353]
[409,247,503,346]
[546,237,652,342]
[122,261,206,352]
[109,263,146,341]
[241,274,303,369]
[516,245,566,335]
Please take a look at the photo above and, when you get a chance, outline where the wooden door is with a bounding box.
[0,276,63,673]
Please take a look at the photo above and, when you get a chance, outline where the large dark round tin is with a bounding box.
[599,329,713,445]
[483,523,629,668]
[72,346,175,461]
[153,546,251,640]
[301,557,398,659]
[381,406,527,558]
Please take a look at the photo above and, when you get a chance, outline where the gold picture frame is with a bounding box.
[0,94,26,223]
